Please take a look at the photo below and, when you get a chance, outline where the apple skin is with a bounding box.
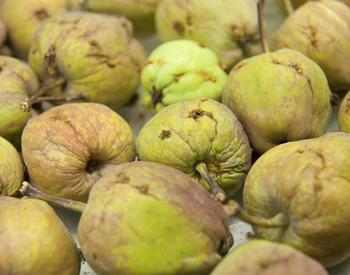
[78,161,233,275]
[0,56,39,145]
[0,196,80,275]
[272,0,350,91]
[68,0,162,35]
[22,103,135,202]
[339,91,350,133]
[29,12,145,109]
[136,99,252,198]
[223,49,332,154]
[243,132,350,267]
[0,0,67,59]
[0,136,24,196]
[211,240,328,275]
[155,0,260,70]
[140,40,227,112]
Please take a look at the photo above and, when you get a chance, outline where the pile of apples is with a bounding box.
[0,0,349,274]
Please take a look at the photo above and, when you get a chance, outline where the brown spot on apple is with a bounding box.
[173,21,185,35]
[159,130,171,140]
[34,9,49,21]
[188,109,213,120]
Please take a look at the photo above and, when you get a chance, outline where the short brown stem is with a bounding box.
[31,93,87,104]
[283,0,294,15]
[195,163,226,202]
[224,200,289,228]
[21,78,66,112]
[20,181,86,213]
[258,0,270,53]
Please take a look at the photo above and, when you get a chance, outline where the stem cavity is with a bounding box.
[20,181,86,213]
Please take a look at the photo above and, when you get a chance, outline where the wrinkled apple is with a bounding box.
[141,40,227,111]
[137,99,251,200]
[243,132,350,266]
[22,103,135,201]
[28,12,145,109]
[223,49,332,154]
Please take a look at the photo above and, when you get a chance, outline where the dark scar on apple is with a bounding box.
[188,109,213,120]
[159,130,171,140]
[173,21,185,35]
[34,9,49,21]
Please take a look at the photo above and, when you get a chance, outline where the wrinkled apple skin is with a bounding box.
[339,91,350,132]
[78,161,233,275]
[211,240,328,275]
[68,0,161,35]
[22,103,135,202]
[223,49,332,154]
[243,132,350,267]
[137,99,251,197]
[0,197,80,275]
[156,0,260,70]
[272,0,350,91]
[0,137,23,196]
[0,56,39,143]
[141,40,227,111]
[29,12,145,109]
[0,0,67,59]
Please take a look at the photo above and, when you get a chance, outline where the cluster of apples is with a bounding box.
[0,0,350,274]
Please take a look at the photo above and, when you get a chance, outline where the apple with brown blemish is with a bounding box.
[155,0,261,70]
[140,40,227,112]
[222,0,332,154]
[0,0,67,59]
[223,48,332,154]
[27,12,145,110]
[22,103,135,201]
[137,99,252,201]
[242,132,350,266]
[21,161,233,275]
[272,0,350,91]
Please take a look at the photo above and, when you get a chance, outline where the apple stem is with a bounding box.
[30,93,87,104]
[283,0,294,15]
[258,0,270,53]
[224,200,289,228]
[195,162,226,202]
[21,78,66,112]
[20,181,86,213]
